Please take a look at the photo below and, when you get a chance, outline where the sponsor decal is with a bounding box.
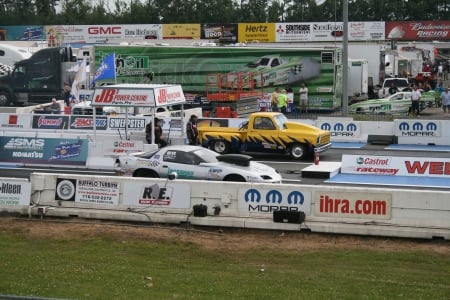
[70,117,108,130]
[55,178,76,201]
[315,192,392,219]
[239,188,311,215]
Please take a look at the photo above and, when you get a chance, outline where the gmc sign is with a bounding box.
[88,26,121,35]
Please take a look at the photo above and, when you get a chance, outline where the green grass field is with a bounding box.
[0,220,449,300]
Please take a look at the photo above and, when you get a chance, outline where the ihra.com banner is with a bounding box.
[0,136,88,166]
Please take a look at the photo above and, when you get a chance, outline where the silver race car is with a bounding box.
[114,145,282,183]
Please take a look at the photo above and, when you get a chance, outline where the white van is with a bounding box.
[0,44,32,67]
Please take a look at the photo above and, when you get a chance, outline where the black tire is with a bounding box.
[211,140,230,154]
[0,91,11,106]
[133,169,159,178]
[288,143,308,160]
[224,174,246,182]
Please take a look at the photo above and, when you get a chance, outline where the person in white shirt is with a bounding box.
[441,87,450,114]
[298,82,308,113]
[410,85,421,117]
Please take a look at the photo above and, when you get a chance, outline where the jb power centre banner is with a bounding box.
[0,137,88,166]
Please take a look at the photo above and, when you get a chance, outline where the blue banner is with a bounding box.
[0,137,88,166]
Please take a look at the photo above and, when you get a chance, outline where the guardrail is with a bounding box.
[1,174,449,240]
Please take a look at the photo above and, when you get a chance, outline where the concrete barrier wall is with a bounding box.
[3,173,441,240]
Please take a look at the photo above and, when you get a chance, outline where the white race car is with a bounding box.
[349,91,435,114]
[114,145,282,183]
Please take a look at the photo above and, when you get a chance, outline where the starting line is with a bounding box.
[384,144,450,152]
[326,173,449,189]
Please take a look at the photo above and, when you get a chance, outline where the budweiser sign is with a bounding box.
[386,21,450,40]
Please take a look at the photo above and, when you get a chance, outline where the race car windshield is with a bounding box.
[192,148,219,163]
[273,113,288,129]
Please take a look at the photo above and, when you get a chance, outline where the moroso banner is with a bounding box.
[386,21,450,40]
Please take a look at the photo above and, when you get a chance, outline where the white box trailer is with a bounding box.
[348,58,369,97]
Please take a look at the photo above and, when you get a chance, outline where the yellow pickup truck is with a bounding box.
[197,112,331,159]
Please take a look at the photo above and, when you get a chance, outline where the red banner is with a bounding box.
[386,21,450,40]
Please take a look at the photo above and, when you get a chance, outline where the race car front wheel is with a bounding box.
[288,143,307,160]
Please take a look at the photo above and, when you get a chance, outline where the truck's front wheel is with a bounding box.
[0,91,11,106]
[288,143,307,160]
[211,140,230,154]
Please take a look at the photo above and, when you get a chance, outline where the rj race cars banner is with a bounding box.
[0,137,88,166]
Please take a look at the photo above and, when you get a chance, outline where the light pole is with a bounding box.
[342,0,349,116]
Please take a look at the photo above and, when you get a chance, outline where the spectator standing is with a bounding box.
[146,117,167,147]
[278,89,288,114]
[62,83,71,107]
[298,82,308,113]
[437,63,443,80]
[270,88,279,112]
[186,114,199,145]
[441,87,450,114]
[410,85,421,117]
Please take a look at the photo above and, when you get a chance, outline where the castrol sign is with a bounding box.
[92,84,186,107]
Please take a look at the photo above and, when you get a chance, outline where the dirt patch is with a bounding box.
[1,217,448,255]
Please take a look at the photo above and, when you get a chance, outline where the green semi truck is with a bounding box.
[88,45,343,110]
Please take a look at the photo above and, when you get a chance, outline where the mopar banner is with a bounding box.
[0,137,88,166]
[238,187,312,216]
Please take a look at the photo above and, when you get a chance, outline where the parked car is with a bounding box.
[349,91,435,114]
[114,145,282,183]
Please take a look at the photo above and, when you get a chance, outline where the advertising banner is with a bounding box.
[102,139,144,156]
[93,46,339,109]
[55,177,120,205]
[314,191,392,220]
[69,116,108,130]
[341,154,450,178]
[0,114,32,130]
[394,120,441,137]
[200,23,238,42]
[44,24,162,45]
[0,137,88,166]
[238,23,275,43]
[162,24,200,39]
[122,181,191,208]
[238,187,312,215]
[32,115,70,130]
[386,21,450,40]
[317,120,361,138]
[0,179,31,206]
